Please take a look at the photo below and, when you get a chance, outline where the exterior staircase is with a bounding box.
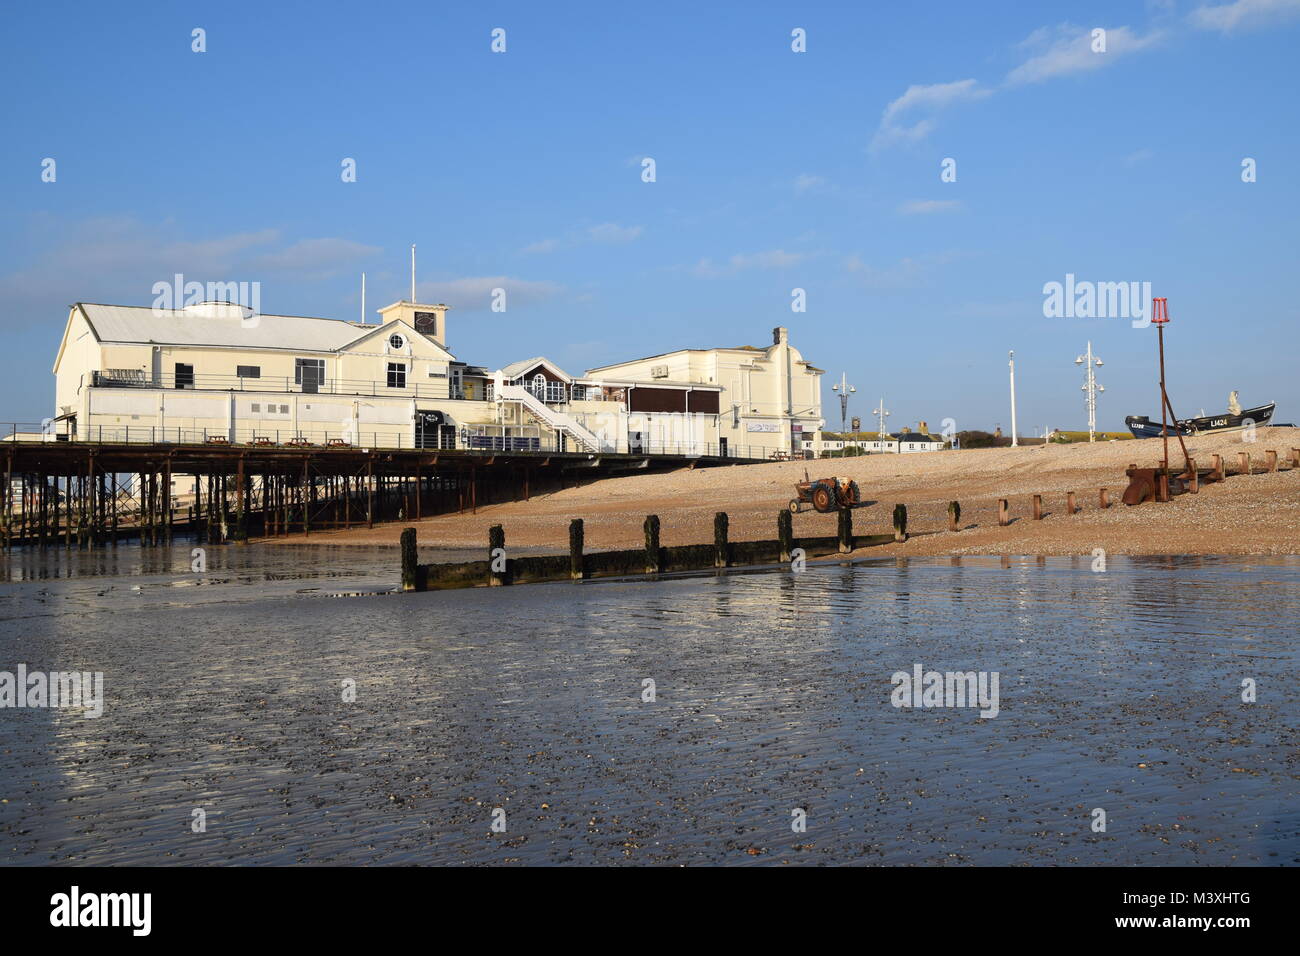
[498,385,603,453]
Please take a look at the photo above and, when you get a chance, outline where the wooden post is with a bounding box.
[569,518,584,580]
[998,499,1009,526]
[488,524,506,586]
[1238,451,1250,476]
[713,511,728,568]
[777,510,793,563]
[1158,473,1170,502]
[400,527,418,591]
[1211,454,1224,481]
[947,500,960,532]
[1066,491,1077,515]
[892,504,907,542]
[1265,449,1277,472]
[1188,458,1198,493]
[1291,448,1300,468]
[1032,494,1043,520]
[838,505,853,553]
[643,515,661,574]
[1099,488,1110,509]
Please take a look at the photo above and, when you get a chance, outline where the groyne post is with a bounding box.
[1032,494,1043,520]
[713,512,729,568]
[1099,488,1110,509]
[1238,451,1250,476]
[569,518,584,580]
[1290,448,1300,468]
[643,515,660,574]
[1067,491,1077,515]
[947,500,960,532]
[998,499,1009,526]
[489,524,506,586]
[838,506,853,553]
[1265,450,1277,472]
[1211,454,1224,480]
[1188,458,1199,493]
[777,510,793,562]
[892,504,908,542]
[401,527,418,591]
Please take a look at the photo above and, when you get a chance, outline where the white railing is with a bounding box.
[498,385,602,452]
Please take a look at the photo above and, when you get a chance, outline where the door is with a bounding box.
[300,363,321,394]
[174,363,194,389]
[719,437,727,457]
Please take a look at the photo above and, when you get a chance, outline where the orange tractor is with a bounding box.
[789,472,862,514]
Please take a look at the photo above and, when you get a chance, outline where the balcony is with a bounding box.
[90,370,467,402]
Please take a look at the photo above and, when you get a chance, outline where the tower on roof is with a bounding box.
[377,300,449,347]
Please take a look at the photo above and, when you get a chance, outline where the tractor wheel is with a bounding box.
[811,483,835,513]
[788,499,801,514]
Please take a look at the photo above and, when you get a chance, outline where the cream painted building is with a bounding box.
[52,298,796,456]
[586,326,824,458]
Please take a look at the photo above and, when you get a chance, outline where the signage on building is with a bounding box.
[746,422,780,433]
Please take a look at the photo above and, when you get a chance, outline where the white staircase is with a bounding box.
[498,385,603,453]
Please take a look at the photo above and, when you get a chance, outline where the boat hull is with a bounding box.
[1125,402,1275,439]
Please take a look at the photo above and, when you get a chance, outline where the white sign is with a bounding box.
[746,422,780,433]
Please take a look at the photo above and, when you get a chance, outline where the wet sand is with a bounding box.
[267,427,1300,559]
[2,555,1296,865]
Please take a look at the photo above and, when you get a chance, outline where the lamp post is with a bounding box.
[1074,341,1105,443]
[872,397,891,450]
[1008,350,1019,447]
[830,373,856,436]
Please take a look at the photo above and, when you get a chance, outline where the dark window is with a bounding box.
[387,362,407,388]
[295,358,325,393]
[237,365,261,378]
[174,363,194,389]
[389,333,405,350]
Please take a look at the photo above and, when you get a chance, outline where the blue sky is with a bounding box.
[2,0,1297,433]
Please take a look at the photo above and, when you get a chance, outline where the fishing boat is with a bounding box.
[1125,391,1275,438]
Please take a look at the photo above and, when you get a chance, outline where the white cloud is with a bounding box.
[587,222,643,243]
[1005,24,1163,86]
[794,173,826,194]
[416,276,563,310]
[693,249,807,277]
[249,238,380,277]
[521,238,562,255]
[870,79,991,151]
[899,199,964,215]
[1189,0,1300,31]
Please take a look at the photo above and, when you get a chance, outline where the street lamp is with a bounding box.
[830,373,856,436]
[1008,350,1019,447]
[872,397,891,447]
[1074,341,1104,443]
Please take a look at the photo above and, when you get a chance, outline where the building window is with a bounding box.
[485,383,495,401]
[251,403,260,412]
[295,358,325,392]
[387,362,407,388]
[174,363,194,389]
[389,333,405,350]
[237,365,260,378]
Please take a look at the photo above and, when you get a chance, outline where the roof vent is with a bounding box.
[183,301,253,320]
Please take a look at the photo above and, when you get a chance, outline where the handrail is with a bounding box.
[89,370,471,401]
[498,385,602,452]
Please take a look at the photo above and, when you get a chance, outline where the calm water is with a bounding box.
[1,545,1297,866]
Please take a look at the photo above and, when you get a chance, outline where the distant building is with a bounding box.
[586,326,824,458]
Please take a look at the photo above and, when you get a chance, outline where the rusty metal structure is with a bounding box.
[789,471,862,513]
[1,440,755,550]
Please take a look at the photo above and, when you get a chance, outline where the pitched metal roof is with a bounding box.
[76,302,372,352]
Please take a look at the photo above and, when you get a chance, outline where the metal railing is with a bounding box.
[2,422,794,460]
[90,370,473,401]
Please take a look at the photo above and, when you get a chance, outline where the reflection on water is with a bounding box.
[1,554,1297,865]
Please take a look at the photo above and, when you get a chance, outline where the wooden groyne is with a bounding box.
[400,504,919,591]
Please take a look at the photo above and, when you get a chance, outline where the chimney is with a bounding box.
[773,326,788,345]
[919,420,929,436]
